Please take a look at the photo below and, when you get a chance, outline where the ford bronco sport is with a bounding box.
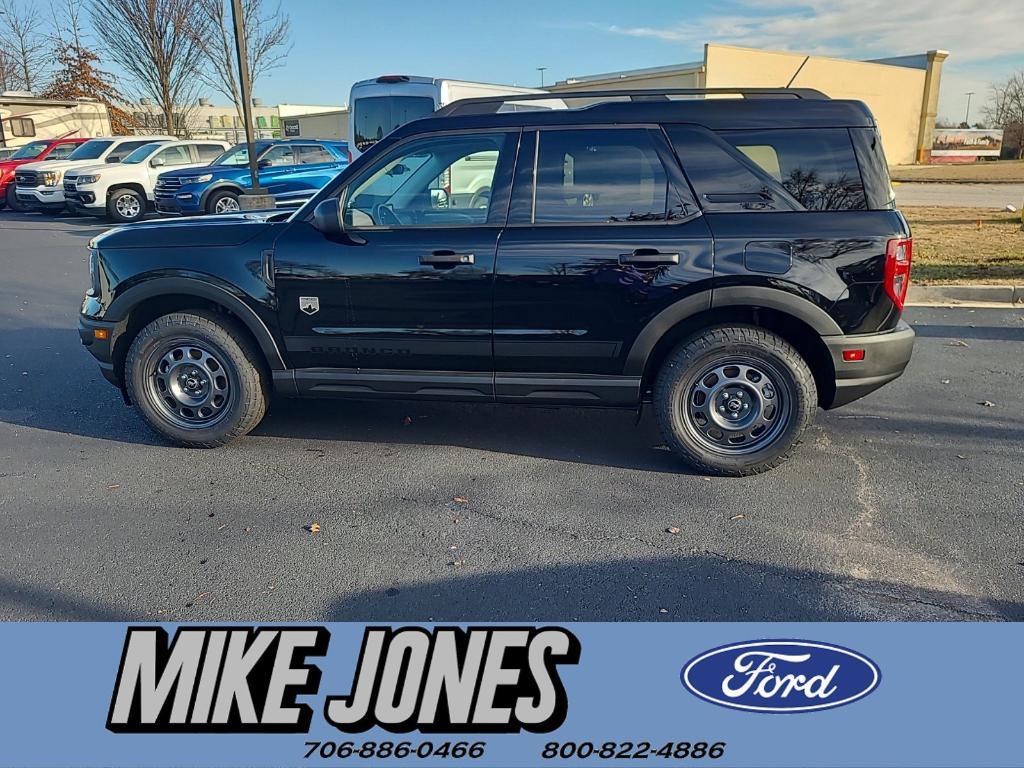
[79,88,914,475]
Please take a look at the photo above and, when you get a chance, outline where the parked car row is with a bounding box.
[0,135,350,223]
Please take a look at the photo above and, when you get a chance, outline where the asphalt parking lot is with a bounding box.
[1,210,1022,622]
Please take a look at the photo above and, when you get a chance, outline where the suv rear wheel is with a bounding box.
[654,326,816,476]
[108,188,146,223]
[125,311,268,447]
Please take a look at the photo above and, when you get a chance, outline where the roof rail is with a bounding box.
[435,87,830,117]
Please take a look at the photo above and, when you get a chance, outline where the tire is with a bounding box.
[5,185,26,212]
[654,325,816,476]
[124,311,269,447]
[206,189,240,215]
[107,187,146,223]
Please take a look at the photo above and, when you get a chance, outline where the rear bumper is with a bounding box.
[823,320,915,408]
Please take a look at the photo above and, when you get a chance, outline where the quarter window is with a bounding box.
[533,129,668,223]
[344,132,508,228]
[719,129,867,211]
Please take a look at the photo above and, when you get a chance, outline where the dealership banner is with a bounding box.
[0,623,1019,767]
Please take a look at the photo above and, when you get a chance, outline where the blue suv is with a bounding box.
[154,138,349,215]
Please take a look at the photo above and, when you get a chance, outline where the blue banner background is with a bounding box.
[0,622,1019,767]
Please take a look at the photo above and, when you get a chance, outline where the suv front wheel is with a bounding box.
[108,188,146,223]
[125,311,269,447]
[654,326,816,476]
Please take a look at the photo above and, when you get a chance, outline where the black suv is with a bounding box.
[79,88,914,475]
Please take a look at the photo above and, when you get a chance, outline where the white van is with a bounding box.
[348,75,550,158]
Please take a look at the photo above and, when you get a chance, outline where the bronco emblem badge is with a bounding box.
[299,297,319,315]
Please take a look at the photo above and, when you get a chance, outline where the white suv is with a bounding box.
[64,139,229,222]
[15,135,175,213]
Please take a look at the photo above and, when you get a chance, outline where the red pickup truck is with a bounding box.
[0,137,89,211]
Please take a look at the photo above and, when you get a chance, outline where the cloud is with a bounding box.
[599,0,1024,63]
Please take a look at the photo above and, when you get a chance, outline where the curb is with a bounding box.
[907,284,1024,306]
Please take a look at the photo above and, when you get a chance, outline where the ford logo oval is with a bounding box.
[681,640,880,713]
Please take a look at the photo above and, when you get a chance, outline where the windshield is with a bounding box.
[11,141,49,160]
[353,95,435,153]
[121,142,162,164]
[212,145,263,166]
[68,140,115,161]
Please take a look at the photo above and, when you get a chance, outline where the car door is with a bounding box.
[283,144,346,204]
[145,145,194,197]
[273,128,519,398]
[492,126,714,405]
[255,144,298,199]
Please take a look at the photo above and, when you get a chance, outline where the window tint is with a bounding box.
[196,144,226,162]
[533,129,668,223]
[260,145,297,167]
[156,145,193,166]
[345,132,507,228]
[353,95,436,153]
[8,117,35,137]
[297,144,335,164]
[48,143,78,159]
[11,141,49,159]
[719,129,866,211]
[68,140,114,161]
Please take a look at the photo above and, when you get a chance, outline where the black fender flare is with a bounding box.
[105,276,286,369]
[623,286,842,377]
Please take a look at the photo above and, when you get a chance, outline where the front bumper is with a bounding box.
[16,186,67,209]
[823,320,915,408]
[79,302,122,387]
[154,192,201,216]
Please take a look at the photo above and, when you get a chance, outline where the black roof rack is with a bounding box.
[434,87,830,117]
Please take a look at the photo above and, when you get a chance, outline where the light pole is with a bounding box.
[964,91,975,125]
[230,0,272,209]
[537,67,547,88]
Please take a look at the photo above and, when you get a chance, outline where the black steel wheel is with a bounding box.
[654,325,816,475]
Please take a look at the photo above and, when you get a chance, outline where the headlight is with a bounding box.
[180,173,213,184]
[42,170,62,186]
[77,174,101,185]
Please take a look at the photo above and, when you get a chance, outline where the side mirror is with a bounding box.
[150,156,165,168]
[258,158,272,169]
[312,197,365,244]
[431,188,450,209]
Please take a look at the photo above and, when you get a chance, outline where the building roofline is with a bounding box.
[553,61,704,87]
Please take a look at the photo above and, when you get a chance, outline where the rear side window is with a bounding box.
[297,144,335,164]
[196,144,225,162]
[719,128,867,211]
[533,129,668,223]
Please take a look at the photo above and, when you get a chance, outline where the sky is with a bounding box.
[106,0,1024,124]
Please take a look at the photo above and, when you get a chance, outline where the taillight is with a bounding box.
[884,237,912,310]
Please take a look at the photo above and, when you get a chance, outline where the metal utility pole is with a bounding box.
[231,0,271,207]
[964,91,975,125]
[537,67,547,88]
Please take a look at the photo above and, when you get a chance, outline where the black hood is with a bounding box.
[93,213,280,249]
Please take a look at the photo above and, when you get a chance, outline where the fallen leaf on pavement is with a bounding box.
[107,484,120,490]
[453,496,469,504]
[730,514,746,520]
[306,522,321,533]
[665,526,681,535]
[978,400,996,407]
[947,340,969,348]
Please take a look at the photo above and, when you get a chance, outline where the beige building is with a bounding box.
[128,101,346,142]
[550,43,948,165]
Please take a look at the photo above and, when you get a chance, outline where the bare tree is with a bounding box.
[190,0,290,120]
[0,0,49,91]
[0,47,19,91]
[89,0,210,136]
[982,70,1024,159]
[48,0,87,50]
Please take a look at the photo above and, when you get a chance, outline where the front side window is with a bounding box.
[259,145,297,167]
[68,140,115,161]
[121,142,163,164]
[344,132,507,228]
[533,129,668,223]
[112,140,157,158]
[212,145,257,166]
[720,128,867,211]
[11,141,49,159]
